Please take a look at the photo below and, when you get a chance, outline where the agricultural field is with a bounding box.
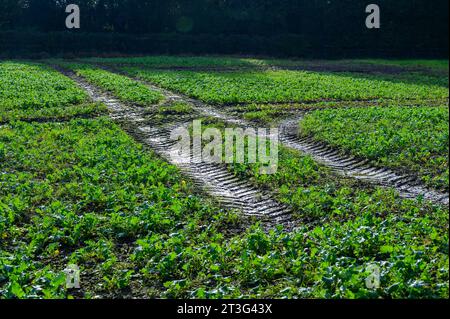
[0,62,105,123]
[81,56,450,74]
[300,106,449,191]
[352,59,449,72]
[123,67,448,104]
[0,57,449,300]
[82,56,265,69]
[62,63,164,107]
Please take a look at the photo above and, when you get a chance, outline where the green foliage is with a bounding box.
[59,62,164,107]
[2,117,447,299]
[92,56,449,74]
[356,59,449,72]
[157,101,194,115]
[133,207,448,299]
[170,119,449,298]
[0,103,107,124]
[0,118,226,298]
[124,68,448,104]
[300,106,449,190]
[0,62,88,116]
[82,56,265,68]
[1,56,448,299]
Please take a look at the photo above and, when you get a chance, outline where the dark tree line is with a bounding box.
[0,0,447,35]
[0,0,448,57]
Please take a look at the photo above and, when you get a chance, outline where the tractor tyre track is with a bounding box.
[97,65,449,206]
[280,117,449,205]
[53,66,295,229]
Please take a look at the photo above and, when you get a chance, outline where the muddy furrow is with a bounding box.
[54,66,294,228]
[97,65,449,206]
[280,117,449,205]
[131,123,292,224]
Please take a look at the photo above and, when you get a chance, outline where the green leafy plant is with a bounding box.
[300,105,449,190]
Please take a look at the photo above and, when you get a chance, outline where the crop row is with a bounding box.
[353,59,449,72]
[83,56,449,74]
[55,62,198,117]
[0,62,107,123]
[81,56,263,68]
[299,106,449,191]
[0,62,88,112]
[54,62,164,107]
[122,67,448,104]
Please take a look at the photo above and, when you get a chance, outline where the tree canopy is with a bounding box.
[0,0,446,35]
[0,1,448,57]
